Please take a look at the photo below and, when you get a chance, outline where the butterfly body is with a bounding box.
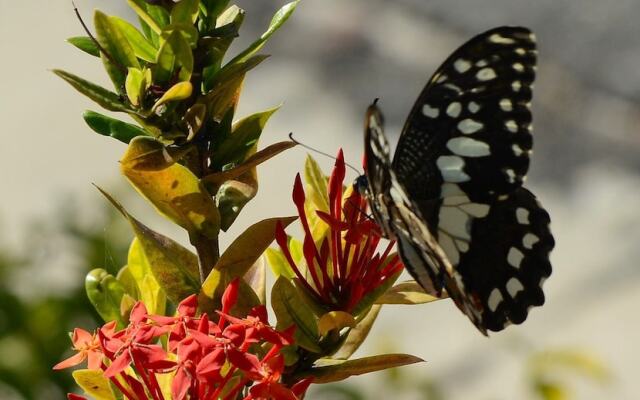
[360,27,554,334]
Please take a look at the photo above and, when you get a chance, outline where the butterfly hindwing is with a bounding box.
[443,188,554,332]
[392,26,537,205]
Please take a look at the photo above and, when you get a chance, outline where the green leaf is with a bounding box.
[351,261,402,317]
[216,171,257,231]
[154,36,175,84]
[216,216,297,277]
[244,257,266,304]
[97,188,201,304]
[304,154,330,213]
[111,16,157,62]
[272,276,321,352]
[128,238,166,315]
[94,10,140,90]
[53,70,130,112]
[199,216,296,310]
[82,110,149,144]
[183,103,207,141]
[201,6,245,91]
[72,369,117,400]
[67,36,100,57]
[204,141,296,185]
[152,81,193,111]
[127,0,162,34]
[116,136,189,170]
[204,54,268,99]
[213,106,280,169]
[171,0,200,24]
[318,311,356,336]
[198,268,261,317]
[300,354,424,384]
[202,0,231,20]
[265,247,295,279]
[116,265,140,299]
[333,305,381,360]
[85,268,127,327]
[154,30,194,83]
[226,1,299,66]
[375,280,443,305]
[121,136,220,238]
[125,68,145,106]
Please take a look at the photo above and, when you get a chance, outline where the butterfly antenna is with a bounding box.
[72,1,127,75]
[344,198,375,222]
[289,133,362,176]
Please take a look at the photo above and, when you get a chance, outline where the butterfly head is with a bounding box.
[354,175,369,196]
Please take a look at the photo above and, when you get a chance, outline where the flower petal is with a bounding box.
[53,352,86,370]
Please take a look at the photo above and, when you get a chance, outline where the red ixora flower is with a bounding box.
[276,149,403,312]
[56,279,311,400]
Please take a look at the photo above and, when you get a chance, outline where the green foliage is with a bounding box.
[0,199,130,399]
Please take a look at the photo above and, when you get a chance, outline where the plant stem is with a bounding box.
[192,233,220,283]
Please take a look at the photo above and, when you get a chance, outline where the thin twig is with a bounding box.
[72,1,128,75]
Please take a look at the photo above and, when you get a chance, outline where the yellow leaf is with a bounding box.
[318,311,356,336]
[152,81,193,111]
[121,137,220,237]
[301,353,424,384]
[375,280,444,305]
[72,369,116,400]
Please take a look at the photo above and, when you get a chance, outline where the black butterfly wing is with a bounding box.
[392,26,536,203]
[439,187,554,333]
[363,103,451,296]
[387,27,554,333]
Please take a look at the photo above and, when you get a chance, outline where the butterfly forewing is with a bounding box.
[393,26,536,205]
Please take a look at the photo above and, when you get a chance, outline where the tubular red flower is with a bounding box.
[277,150,403,312]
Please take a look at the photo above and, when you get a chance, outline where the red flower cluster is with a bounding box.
[55,279,312,400]
[275,150,403,312]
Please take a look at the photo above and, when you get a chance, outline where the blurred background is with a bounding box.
[1,0,639,398]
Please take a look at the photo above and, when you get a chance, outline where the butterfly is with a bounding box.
[357,26,554,334]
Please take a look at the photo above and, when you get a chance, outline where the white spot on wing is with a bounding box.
[454,59,471,73]
[489,33,516,44]
[422,104,440,118]
[446,137,491,157]
[506,278,525,298]
[455,239,469,253]
[458,119,484,134]
[505,120,518,132]
[513,63,525,72]
[476,59,488,67]
[516,208,530,224]
[438,231,459,265]
[507,247,524,269]
[468,102,480,113]
[459,203,490,218]
[512,81,522,91]
[440,183,465,198]
[505,169,517,183]
[436,156,470,183]
[512,144,524,156]
[488,289,503,312]
[500,98,513,111]
[439,206,472,240]
[446,102,462,118]
[476,67,497,81]
[515,47,526,55]
[523,233,540,249]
